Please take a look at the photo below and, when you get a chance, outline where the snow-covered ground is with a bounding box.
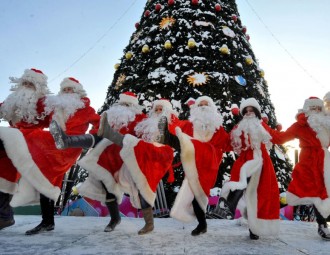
[0,216,329,255]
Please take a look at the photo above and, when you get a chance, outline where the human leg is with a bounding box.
[0,191,15,230]
[103,187,121,232]
[97,112,124,147]
[314,205,330,240]
[191,198,207,236]
[138,193,154,235]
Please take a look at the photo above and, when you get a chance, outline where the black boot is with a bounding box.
[50,120,95,149]
[314,205,330,240]
[191,198,207,236]
[25,194,55,235]
[158,116,180,151]
[98,112,124,147]
[249,229,259,240]
[104,193,121,232]
[0,192,15,230]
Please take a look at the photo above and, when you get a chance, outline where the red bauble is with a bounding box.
[144,10,151,17]
[242,26,247,34]
[191,0,198,5]
[215,4,222,12]
[155,3,162,12]
[231,108,239,116]
[135,22,139,29]
[168,0,175,6]
[231,14,238,22]
[246,34,250,41]
[276,124,283,131]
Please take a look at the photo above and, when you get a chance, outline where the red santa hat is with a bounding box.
[302,96,324,112]
[60,77,87,97]
[185,98,196,108]
[9,68,51,94]
[239,98,261,115]
[118,91,139,106]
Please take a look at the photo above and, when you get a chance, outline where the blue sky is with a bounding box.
[1,0,330,130]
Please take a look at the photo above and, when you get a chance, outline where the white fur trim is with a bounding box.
[239,98,261,114]
[10,178,40,207]
[195,96,216,108]
[170,178,196,223]
[78,176,107,203]
[153,99,172,110]
[0,127,61,204]
[175,127,209,212]
[119,93,138,106]
[119,134,156,207]
[77,139,124,204]
[303,97,324,112]
[0,178,18,194]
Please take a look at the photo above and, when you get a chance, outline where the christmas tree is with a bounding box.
[99,0,293,206]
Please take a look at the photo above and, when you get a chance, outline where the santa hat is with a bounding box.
[239,98,261,115]
[194,96,217,109]
[302,96,324,112]
[60,77,87,97]
[118,91,139,106]
[185,98,196,108]
[9,68,51,94]
[323,92,330,102]
[153,98,173,110]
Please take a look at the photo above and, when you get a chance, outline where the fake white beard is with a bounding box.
[45,93,85,130]
[307,112,330,147]
[189,105,222,135]
[135,114,162,142]
[106,105,140,131]
[0,87,42,125]
[231,115,272,155]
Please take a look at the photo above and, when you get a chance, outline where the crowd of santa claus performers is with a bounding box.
[1,68,330,241]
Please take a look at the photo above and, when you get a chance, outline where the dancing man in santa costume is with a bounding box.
[50,96,175,235]
[0,68,51,230]
[159,96,231,236]
[271,97,330,240]
[2,77,100,235]
[216,98,280,240]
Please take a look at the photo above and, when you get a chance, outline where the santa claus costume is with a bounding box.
[2,77,100,234]
[220,98,280,240]
[270,97,330,240]
[0,68,50,230]
[165,96,231,236]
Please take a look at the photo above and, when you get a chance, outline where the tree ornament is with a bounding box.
[159,17,176,30]
[164,40,172,49]
[191,0,198,5]
[234,75,247,86]
[246,34,250,41]
[114,63,120,69]
[135,22,139,29]
[144,10,151,17]
[245,56,253,65]
[115,74,126,90]
[187,38,196,49]
[219,44,229,55]
[168,0,175,6]
[231,14,238,22]
[222,26,235,38]
[187,72,209,87]
[155,3,162,12]
[231,104,239,116]
[259,69,265,77]
[276,123,283,131]
[125,51,133,60]
[215,4,222,12]
[242,26,247,34]
[142,45,150,53]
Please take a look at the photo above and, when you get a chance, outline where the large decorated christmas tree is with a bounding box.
[99,0,292,206]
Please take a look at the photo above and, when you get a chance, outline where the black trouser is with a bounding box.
[40,194,54,225]
[139,193,151,209]
[226,189,245,215]
[314,205,327,225]
[192,198,206,227]
[0,191,13,220]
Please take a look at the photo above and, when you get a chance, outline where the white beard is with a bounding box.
[45,93,85,130]
[307,112,330,147]
[106,105,139,131]
[189,105,222,141]
[0,87,42,125]
[231,115,272,155]
[135,114,162,142]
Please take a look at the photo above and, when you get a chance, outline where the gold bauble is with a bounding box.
[219,46,229,54]
[164,41,172,49]
[188,39,196,49]
[260,69,265,77]
[114,63,120,69]
[125,51,133,59]
[245,57,253,65]
[142,45,150,53]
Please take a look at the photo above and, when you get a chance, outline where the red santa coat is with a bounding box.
[0,97,49,194]
[77,113,147,204]
[169,120,231,223]
[3,97,100,206]
[269,113,330,218]
[221,122,280,236]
